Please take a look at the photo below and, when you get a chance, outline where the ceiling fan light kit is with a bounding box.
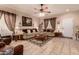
[38,12,45,17]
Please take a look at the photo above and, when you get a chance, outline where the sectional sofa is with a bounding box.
[22,28,55,40]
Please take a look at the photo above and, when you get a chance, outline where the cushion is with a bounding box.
[33,29,36,33]
[35,29,38,32]
[27,30,31,33]
[30,30,33,33]
[43,29,46,32]
[22,29,28,33]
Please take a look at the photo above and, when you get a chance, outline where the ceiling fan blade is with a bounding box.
[44,7,48,9]
[43,11,51,13]
[47,11,51,13]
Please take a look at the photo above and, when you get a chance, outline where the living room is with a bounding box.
[0,4,79,55]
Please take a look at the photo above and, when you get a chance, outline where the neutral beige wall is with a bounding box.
[0,6,40,36]
[56,11,79,39]
[40,11,79,39]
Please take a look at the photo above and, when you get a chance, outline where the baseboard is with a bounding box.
[62,36,72,39]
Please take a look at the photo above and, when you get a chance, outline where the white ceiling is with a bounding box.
[0,4,79,17]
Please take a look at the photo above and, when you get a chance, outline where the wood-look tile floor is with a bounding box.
[10,37,79,55]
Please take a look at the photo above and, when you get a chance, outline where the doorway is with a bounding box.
[62,18,74,38]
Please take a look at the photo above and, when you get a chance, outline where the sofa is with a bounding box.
[43,29,55,37]
[0,35,12,45]
[22,28,39,40]
[13,45,24,55]
[22,28,55,40]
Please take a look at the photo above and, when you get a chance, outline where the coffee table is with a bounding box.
[34,34,48,41]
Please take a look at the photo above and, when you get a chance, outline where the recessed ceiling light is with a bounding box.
[66,9,70,12]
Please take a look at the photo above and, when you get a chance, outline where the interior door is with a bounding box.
[62,18,73,37]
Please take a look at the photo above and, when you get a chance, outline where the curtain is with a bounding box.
[4,12,16,33]
[50,17,56,30]
[44,19,49,29]
[11,14,16,32]
[0,11,3,20]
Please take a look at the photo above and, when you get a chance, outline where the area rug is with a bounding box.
[26,37,53,47]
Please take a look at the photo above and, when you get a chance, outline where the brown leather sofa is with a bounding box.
[13,45,24,55]
[0,42,5,48]
[1,35,12,45]
[2,38,11,45]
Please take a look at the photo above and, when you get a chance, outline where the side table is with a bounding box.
[54,32,63,37]
[13,34,23,41]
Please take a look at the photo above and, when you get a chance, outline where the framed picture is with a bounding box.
[22,16,32,26]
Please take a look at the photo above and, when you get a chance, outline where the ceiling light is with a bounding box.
[66,9,70,12]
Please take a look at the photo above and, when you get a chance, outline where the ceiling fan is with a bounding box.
[34,4,51,14]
